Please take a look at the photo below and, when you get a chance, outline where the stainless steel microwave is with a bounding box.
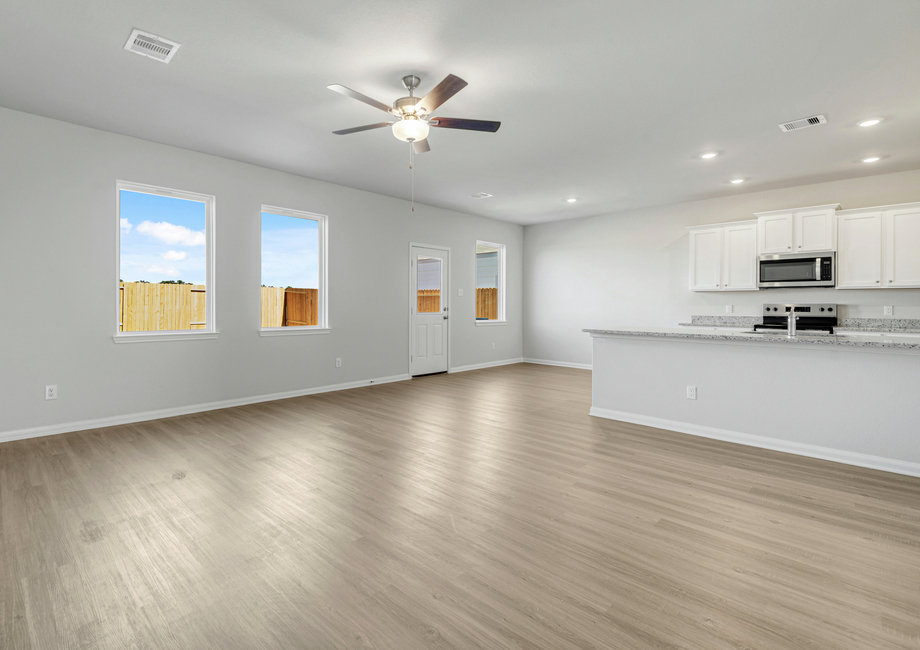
[758,252,835,288]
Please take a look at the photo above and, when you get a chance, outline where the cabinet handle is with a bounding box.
[876,280,880,283]
[787,246,791,249]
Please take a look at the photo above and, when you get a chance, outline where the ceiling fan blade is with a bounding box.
[430,117,501,133]
[413,139,431,154]
[417,74,468,114]
[332,122,393,135]
[327,84,392,113]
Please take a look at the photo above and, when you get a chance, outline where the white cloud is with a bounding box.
[162,250,187,261]
[137,221,205,246]
[146,265,180,277]
[120,218,132,233]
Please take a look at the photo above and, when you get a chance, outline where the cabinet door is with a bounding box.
[796,208,835,252]
[837,212,882,288]
[884,205,920,288]
[689,228,723,291]
[722,223,758,291]
[758,214,793,254]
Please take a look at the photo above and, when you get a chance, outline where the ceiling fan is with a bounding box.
[327,74,501,153]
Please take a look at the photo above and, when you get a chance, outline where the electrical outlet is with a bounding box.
[725,305,733,314]
[884,306,893,316]
[335,358,342,368]
[458,288,463,296]
[45,385,57,400]
[686,386,697,400]
[491,342,495,351]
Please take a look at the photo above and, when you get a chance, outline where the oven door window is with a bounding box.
[760,258,818,283]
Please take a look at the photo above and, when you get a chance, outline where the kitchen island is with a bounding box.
[584,326,920,477]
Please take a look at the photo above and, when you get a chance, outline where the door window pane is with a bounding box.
[417,256,441,313]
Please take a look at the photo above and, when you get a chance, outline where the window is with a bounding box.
[260,205,328,335]
[116,181,215,341]
[475,241,505,323]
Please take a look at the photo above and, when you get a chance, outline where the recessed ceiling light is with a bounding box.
[730,179,744,184]
[700,152,718,159]
[858,119,881,127]
[862,157,880,163]
[567,198,577,203]
[470,192,493,199]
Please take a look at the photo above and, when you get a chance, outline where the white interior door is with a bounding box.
[410,245,449,376]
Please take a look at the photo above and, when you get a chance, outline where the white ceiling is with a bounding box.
[2,0,920,225]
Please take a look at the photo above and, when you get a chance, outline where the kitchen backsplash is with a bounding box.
[689,315,761,326]
[838,318,920,332]
[686,315,920,331]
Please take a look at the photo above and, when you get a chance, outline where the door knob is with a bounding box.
[443,315,449,320]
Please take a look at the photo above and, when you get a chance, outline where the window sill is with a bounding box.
[113,330,219,343]
[475,320,507,327]
[260,327,331,337]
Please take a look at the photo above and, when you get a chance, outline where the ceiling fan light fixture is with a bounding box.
[392,117,429,142]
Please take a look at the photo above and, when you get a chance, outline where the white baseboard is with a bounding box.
[523,357,592,370]
[589,407,920,478]
[450,358,524,373]
[0,374,410,445]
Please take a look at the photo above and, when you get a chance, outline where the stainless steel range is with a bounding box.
[754,303,838,335]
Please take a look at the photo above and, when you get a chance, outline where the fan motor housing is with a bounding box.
[393,96,422,115]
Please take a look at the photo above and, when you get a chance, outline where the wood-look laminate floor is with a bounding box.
[2,364,919,650]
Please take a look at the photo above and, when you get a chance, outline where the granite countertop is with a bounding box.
[583,326,920,351]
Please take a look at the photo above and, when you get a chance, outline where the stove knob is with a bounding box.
[828,307,833,312]
[819,308,825,312]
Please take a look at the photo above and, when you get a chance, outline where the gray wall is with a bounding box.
[0,107,523,436]
[524,169,920,366]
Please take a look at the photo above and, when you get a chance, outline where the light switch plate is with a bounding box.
[458,288,463,296]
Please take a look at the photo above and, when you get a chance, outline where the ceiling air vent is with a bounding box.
[470,192,493,199]
[778,114,827,132]
[124,29,181,63]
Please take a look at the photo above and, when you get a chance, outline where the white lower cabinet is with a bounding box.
[837,203,920,289]
[688,221,757,291]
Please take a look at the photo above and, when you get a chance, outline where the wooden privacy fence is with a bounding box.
[120,282,206,331]
[476,287,498,320]
[417,288,497,319]
[261,287,318,327]
[417,289,441,313]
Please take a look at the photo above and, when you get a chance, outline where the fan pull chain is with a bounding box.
[409,142,415,211]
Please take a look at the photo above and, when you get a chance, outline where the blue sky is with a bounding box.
[119,190,207,284]
[261,212,319,288]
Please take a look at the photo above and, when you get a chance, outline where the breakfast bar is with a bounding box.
[584,326,920,476]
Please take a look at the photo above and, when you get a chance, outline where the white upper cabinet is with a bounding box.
[796,207,836,252]
[758,213,794,254]
[837,203,920,289]
[884,204,920,288]
[755,204,838,255]
[689,227,723,291]
[837,210,882,289]
[688,221,757,292]
[722,222,758,290]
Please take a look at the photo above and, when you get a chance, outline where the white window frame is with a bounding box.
[259,205,329,337]
[114,181,217,343]
[474,240,506,326]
